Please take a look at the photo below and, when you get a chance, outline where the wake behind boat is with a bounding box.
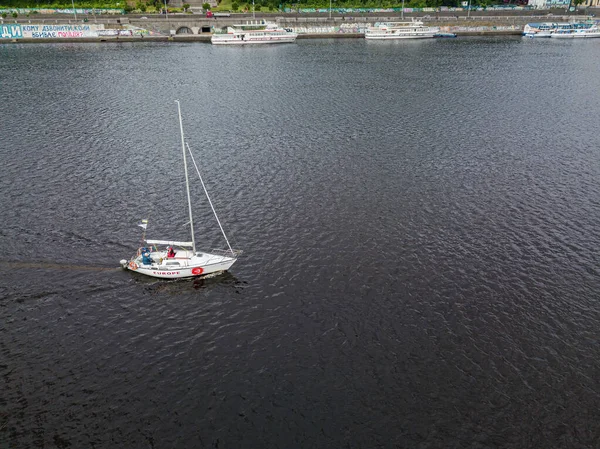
[120,101,241,279]
[211,22,297,45]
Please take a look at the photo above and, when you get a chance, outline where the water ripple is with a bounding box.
[1,38,600,448]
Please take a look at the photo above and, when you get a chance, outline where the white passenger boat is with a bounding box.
[211,22,297,45]
[120,101,241,279]
[523,22,559,38]
[551,22,600,38]
[364,20,439,40]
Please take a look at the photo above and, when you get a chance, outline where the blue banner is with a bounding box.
[0,24,22,39]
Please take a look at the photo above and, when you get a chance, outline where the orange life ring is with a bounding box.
[192,267,204,275]
[129,261,138,271]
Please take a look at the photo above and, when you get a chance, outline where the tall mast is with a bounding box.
[176,100,196,254]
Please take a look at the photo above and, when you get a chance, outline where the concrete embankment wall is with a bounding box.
[112,13,594,36]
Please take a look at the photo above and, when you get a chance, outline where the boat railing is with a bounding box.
[209,248,243,259]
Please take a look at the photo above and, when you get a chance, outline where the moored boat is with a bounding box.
[211,22,297,45]
[523,22,559,38]
[365,20,439,40]
[435,32,457,38]
[551,22,600,38]
[523,21,600,39]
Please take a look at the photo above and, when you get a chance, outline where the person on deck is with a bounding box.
[167,247,176,258]
[142,248,154,265]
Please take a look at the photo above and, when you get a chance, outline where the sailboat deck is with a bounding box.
[139,249,236,267]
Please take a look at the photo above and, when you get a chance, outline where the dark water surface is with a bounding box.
[1,37,600,448]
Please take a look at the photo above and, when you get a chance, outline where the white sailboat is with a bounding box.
[120,101,241,279]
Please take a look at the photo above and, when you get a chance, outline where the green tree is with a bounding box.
[232,1,239,9]
[202,2,210,8]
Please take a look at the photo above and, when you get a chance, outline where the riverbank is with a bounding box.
[1,30,524,43]
[0,13,594,42]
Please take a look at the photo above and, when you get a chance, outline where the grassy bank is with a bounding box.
[0,0,123,9]
[0,0,510,13]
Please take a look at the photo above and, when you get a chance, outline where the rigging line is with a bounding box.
[186,142,235,257]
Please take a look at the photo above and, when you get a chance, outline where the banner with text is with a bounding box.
[20,24,98,38]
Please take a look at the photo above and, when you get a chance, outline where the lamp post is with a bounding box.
[467,0,471,18]
[164,0,168,20]
[71,0,77,20]
[401,0,404,19]
[253,0,255,19]
[329,0,332,19]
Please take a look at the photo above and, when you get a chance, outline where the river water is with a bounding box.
[1,37,600,448]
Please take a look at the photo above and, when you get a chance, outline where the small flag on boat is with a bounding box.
[137,219,148,230]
